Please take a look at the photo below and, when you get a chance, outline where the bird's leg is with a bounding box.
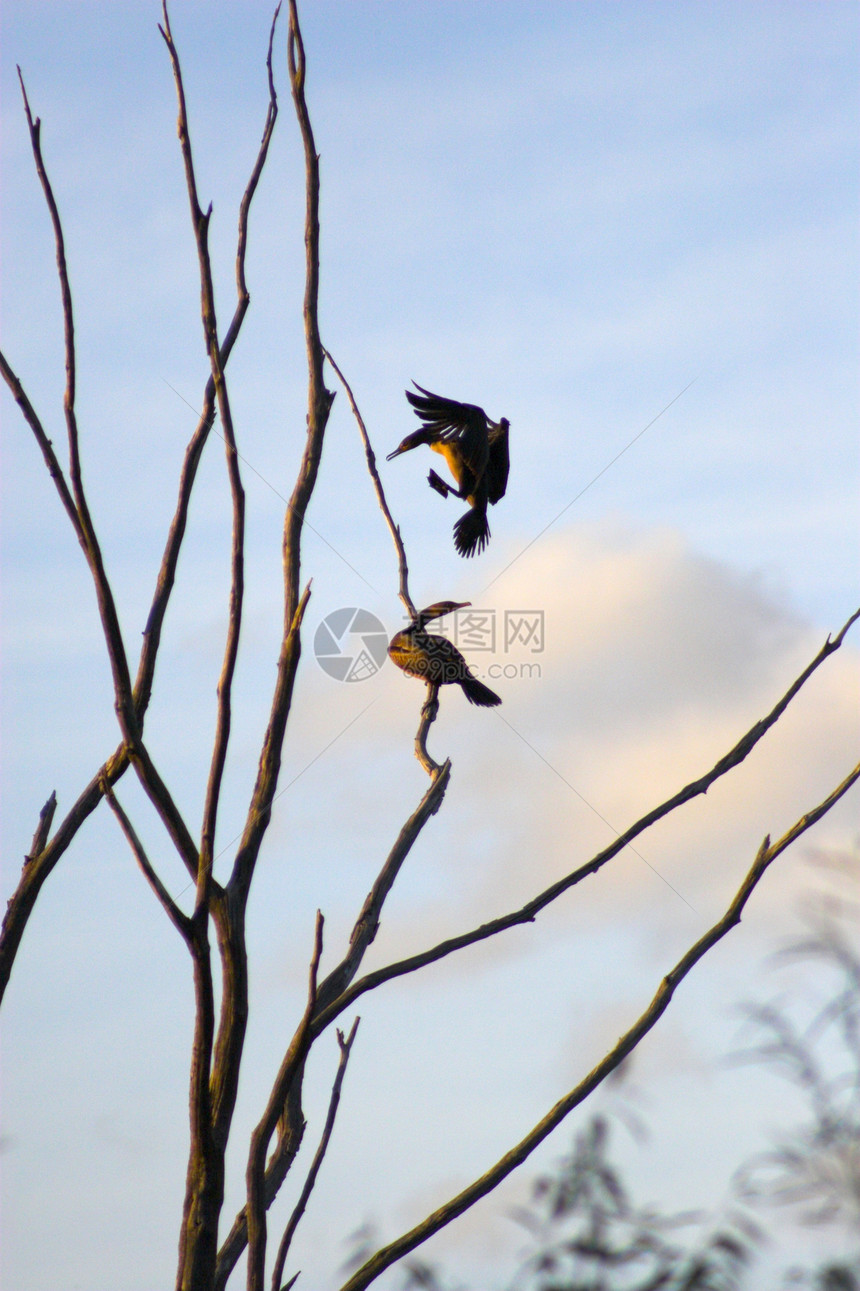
[427,469,466,500]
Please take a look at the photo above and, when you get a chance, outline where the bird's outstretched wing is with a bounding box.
[485,420,510,505]
[406,383,489,478]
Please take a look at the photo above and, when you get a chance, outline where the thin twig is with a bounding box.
[16,70,80,503]
[209,6,322,1221]
[237,5,281,301]
[312,607,860,1033]
[271,1017,361,1291]
[320,352,446,778]
[14,69,137,737]
[323,348,415,620]
[338,759,860,1290]
[157,9,279,1286]
[0,349,83,542]
[101,780,192,941]
[26,792,57,862]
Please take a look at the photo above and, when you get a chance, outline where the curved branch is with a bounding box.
[414,683,443,776]
[338,758,860,1290]
[323,348,415,621]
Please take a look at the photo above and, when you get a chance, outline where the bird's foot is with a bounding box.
[427,470,450,498]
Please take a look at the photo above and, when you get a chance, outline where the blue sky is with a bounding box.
[1,3,858,1289]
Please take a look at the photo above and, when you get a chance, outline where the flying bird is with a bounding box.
[386,384,510,557]
[388,601,502,707]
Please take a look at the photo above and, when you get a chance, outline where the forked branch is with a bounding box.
[0,10,281,1007]
[338,757,860,1290]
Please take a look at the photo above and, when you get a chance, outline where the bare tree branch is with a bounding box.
[313,607,860,1033]
[13,69,137,738]
[315,763,451,1017]
[338,758,860,1290]
[192,7,335,1282]
[323,348,415,621]
[101,780,192,942]
[246,913,325,1291]
[27,792,57,862]
[0,348,83,543]
[226,0,334,904]
[271,1017,361,1291]
[1,3,285,992]
[136,1,281,726]
[320,354,451,780]
[2,0,282,1011]
[159,1,247,917]
[214,758,450,1286]
[1,752,122,1003]
[11,67,216,890]
[415,684,443,776]
[157,9,288,1285]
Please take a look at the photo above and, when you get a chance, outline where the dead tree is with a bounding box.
[1,5,857,1290]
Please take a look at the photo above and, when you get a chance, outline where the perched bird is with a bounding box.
[386,384,510,557]
[388,601,501,707]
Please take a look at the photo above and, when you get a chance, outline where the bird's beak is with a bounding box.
[385,448,403,461]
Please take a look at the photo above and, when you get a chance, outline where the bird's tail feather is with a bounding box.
[459,674,502,707]
[453,506,490,557]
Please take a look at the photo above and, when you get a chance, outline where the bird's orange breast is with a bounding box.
[431,441,464,485]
